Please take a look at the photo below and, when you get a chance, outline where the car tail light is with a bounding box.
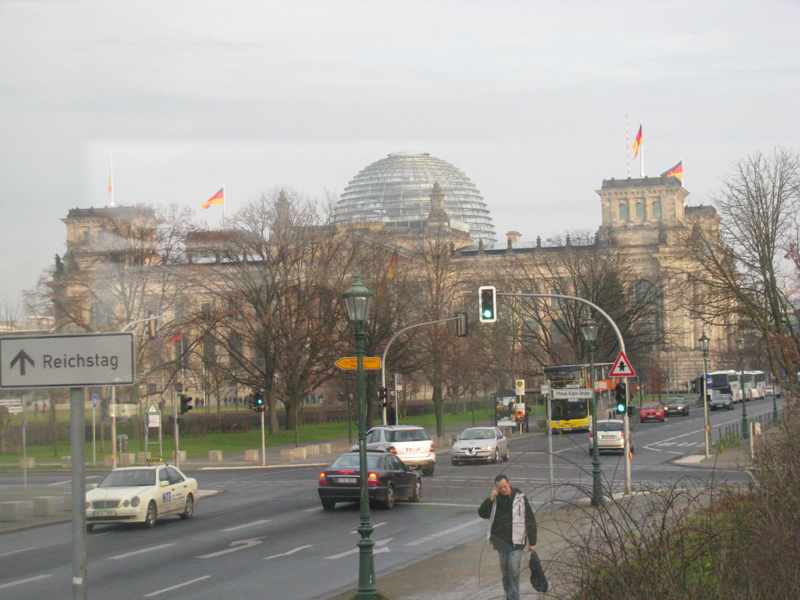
[368,472,380,485]
[387,446,397,454]
[430,443,435,453]
[319,472,328,484]
[339,470,356,474]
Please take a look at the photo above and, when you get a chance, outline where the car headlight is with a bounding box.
[123,500,130,507]
[130,496,140,508]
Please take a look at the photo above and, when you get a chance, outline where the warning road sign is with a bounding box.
[609,350,636,377]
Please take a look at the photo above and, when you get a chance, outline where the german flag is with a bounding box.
[632,125,642,160]
[201,188,224,209]
[661,161,683,180]
[386,248,398,279]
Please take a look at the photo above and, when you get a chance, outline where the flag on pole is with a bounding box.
[108,161,113,195]
[386,248,398,279]
[632,125,643,160]
[167,332,182,343]
[661,161,683,180]
[202,188,224,209]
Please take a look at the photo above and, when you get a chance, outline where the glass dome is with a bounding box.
[335,152,496,243]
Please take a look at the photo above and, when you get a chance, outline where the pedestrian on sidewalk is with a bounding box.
[478,474,537,600]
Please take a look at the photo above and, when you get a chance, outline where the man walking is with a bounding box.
[478,474,537,600]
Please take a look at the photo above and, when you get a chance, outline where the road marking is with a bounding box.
[220,519,271,532]
[0,547,35,558]
[264,544,313,560]
[351,522,386,534]
[0,574,52,590]
[412,502,480,508]
[405,518,483,546]
[47,480,71,486]
[326,538,392,560]
[143,576,211,597]
[109,543,175,560]
[198,538,263,559]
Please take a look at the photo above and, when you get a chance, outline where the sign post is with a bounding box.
[0,332,135,600]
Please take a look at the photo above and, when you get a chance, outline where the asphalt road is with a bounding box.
[0,398,774,600]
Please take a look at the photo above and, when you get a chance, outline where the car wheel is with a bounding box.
[503,447,510,461]
[422,465,435,477]
[410,479,421,502]
[490,449,498,464]
[180,494,194,520]
[451,457,459,466]
[383,485,395,510]
[86,524,94,532]
[144,501,157,529]
[321,498,336,511]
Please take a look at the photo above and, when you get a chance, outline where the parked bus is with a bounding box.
[704,370,765,402]
[543,363,616,433]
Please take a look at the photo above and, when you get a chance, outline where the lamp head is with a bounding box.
[342,272,373,323]
[581,318,598,343]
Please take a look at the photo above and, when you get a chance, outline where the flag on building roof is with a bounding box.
[167,332,182,343]
[632,125,643,160]
[661,161,683,180]
[386,248,398,279]
[202,188,224,209]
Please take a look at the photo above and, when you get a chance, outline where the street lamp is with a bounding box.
[699,332,711,458]
[581,318,604,507]
[738,333,749,440]
[342,273,376,600]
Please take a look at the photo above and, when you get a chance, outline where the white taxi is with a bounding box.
[85,460,198,530]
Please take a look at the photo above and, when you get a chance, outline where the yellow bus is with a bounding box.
[544,363,615,433]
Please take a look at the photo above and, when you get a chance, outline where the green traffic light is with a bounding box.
[482,309,493,319]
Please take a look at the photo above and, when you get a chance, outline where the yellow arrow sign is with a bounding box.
[335,357,382,370]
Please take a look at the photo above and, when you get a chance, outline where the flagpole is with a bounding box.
[626,115,630,178]
[109,153,115,207]
[639,121,644,177]
[222,184,226,229]
[680,156,683,185]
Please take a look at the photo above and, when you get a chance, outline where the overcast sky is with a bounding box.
[1,0,798,314]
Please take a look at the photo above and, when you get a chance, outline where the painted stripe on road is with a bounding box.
[109,543,175,560]
[326,538,392,560]
[264,544,313,560]
[0,547,35,558]
[220,519,271,532]
[143,576,211,597]
[351,522,386,534]
[405,518,483,546]
[0,574,52,590]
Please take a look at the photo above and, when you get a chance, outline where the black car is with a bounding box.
[664,397,690,416]
[709,394,734,411]
[318,451,422,511]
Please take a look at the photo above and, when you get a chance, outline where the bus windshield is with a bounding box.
[552,400,589,420]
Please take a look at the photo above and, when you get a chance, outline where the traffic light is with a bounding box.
[146,311,158,340]
[179,395,193,414]
[254,392,264,413]
[614,384,627,414]
[378,386,388,406]
[478,286,497,323]
[455,312,468,337]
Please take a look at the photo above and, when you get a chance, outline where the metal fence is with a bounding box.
[709,406,787,444]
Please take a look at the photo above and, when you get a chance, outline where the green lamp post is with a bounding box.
[581,318,604,507]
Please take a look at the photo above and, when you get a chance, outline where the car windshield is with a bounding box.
[99,469,156,488]
[642,403,661,409]
[459,428,494,440]
[596,422,623,432]
[385,429,429,442]
[329,455,382,470]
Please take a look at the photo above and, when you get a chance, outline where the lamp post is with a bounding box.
[699,332,711,458]
[738,333,749,440]
[581,318,604,507]
[342,273,376,600]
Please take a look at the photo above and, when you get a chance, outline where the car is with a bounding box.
[85,460,198,530]
[317,451,422,510]
[709,393,734,411]
[451,427,509,465]
[588,419,634,454]
[664,397,690,416]
[639,402,665,422]
[353,425,436,476]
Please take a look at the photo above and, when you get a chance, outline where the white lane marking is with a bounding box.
[413,502,478,508]
[302,507,319,512]
[143,575,211,597]
[0,547,35,558]
[198,538,263,559]
[405,518,482,546]
[0,574,52,590]
[109,543,175,560]
[220,519,271,532]
[350,522,386,534]
[326,537,392,560]
[47,480,71,486]
[264,544,313,560]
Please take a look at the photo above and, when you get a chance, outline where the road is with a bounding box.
[0,397,775,600]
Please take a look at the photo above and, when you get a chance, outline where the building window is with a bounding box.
[83,230,92,246]
[618,203,628,221]
[651,201,662,219]
[635,202,645,219]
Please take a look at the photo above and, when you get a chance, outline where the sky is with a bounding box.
[1,0,798,314]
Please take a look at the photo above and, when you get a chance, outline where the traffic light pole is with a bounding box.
[380,316,461,426]
[497,292,633,495]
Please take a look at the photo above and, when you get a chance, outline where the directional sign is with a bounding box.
[334,357,381,371]
[609,350,636,378]
[0,332,135,389]
[92,394,98,409]
[552,388,593,399]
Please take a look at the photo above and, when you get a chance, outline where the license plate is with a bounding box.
[600,435,613,439]
[338,477,357,484]
[93,510,116,516]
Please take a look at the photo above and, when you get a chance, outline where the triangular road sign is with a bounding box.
[609,350,636,377]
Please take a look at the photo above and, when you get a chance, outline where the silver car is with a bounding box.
[588,419,635,454]
[352,425,436,476]
[451,427,509,465]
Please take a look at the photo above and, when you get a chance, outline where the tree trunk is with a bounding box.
[432,383,445,437]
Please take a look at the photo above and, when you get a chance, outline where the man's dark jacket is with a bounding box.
[478,487,537,550]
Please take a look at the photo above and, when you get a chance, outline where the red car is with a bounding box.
[639,402,665,423]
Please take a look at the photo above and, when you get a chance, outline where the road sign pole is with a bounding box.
[22,397,27,490]
[70,386,88,599]
[92,396,96,466]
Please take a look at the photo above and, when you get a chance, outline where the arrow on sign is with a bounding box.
[197,538,264,559]
[9,350,35,376]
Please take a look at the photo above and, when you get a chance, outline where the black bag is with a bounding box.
[529,550,548,593]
